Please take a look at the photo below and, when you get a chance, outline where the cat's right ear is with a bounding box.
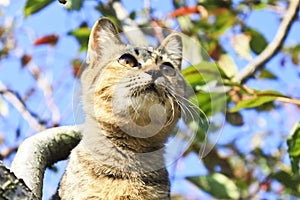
[86,17,122,66]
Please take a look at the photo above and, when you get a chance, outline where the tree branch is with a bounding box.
[111,0,148,45]
[233,0,300,83]
[26,62,61,126]
[276,96,300,106]
[0,81,45,132]
[11,125,81,199]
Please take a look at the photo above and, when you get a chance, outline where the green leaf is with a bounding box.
[24,0,54,17]
[246,28,268,54]
[188,173,239,199]
[230,90,286,112]
[283,44,300,65]
[231,33,252,60]
[271,170,300,196]
[213,10,236,37]
[287,122,300,174]
[252,3,268,10]
[68,27,90,52]
[196,92,228,117]
[217,54,238,78]
[65,0,83,11]
[256,90,286,97]
[230,96,275,112]
[177,16,193,32]
[95,3,116,19]
[258,69,277,79]
[226,111,244,126]
[255,101,276,112]
[198,0,232,10]
[182,61,227,87]
[129,11,136,20]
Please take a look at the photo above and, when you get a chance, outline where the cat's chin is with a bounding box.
[111,89,169,121]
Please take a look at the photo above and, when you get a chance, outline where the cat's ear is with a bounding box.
[158,33,182,69]
[86,17,122,66]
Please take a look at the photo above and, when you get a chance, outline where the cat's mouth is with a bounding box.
[140,83,168,98]
[144,83,159,93]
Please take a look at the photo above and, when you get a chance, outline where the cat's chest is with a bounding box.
[60,145,170,200]
[73,176,169,200]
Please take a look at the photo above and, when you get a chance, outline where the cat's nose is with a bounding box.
[145,69,162,81]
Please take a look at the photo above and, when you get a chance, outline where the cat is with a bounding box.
[58,17,186,200]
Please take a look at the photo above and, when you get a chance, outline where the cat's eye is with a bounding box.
[160,62,176,76]
[118,54,138,68]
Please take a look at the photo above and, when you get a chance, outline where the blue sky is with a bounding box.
[1,0,300,199]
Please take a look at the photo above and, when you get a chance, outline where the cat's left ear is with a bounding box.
[158,33,182,69]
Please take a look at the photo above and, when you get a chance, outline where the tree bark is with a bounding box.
[0,161,37,199]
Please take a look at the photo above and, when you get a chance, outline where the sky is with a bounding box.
[0,0,300,199]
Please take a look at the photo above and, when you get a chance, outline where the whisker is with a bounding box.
[163,94,175,127]
[166,87,209,130]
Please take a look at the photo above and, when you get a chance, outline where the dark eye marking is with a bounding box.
[160,62,176,76]
[118,54,138,68]
[134,49,139,55]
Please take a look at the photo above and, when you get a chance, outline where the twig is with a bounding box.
[233,0,300,83]
[26,62,61,126]
[0,146,18,160]
[0,81,45,132]
[276,96,300,106]
[111,0,148,45]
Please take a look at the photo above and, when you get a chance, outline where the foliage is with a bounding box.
[188,173,240,199]
[0,0,300,199]
[24,0,54,17]
[287,122,300,175]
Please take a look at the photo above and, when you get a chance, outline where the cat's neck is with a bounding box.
[80,115,167,171]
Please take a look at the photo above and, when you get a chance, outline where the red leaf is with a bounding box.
[260,180,270,191]
[212,8,228,16]
[169,6,199,18]
[21,54,32,67]
[34,34,59,46]
[209,43,222,60]
[71,58,83,78]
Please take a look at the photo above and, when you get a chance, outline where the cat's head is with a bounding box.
[82,18,186,147]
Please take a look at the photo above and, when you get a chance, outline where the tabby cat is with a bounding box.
[58,17,186,200]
